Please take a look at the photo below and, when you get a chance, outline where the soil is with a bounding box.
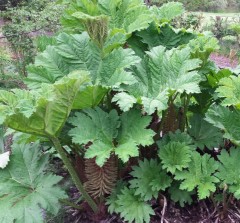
[62,190,240,223]
[54,156,240,223]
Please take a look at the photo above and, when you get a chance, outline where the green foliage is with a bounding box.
[207,68,232,88]
[26,32,139,89]
[113,45,201,114]
[216,148,240,198]
[230,23,240,36]
[151,2,185,22]
[1,0,64,76]
[217,76,240,108]
[128,23,196,58]
[68,108,155,166]
[62,0,153,34]
[188,114,223,150]
[106,180,126,214]
[129,159,172,201]
[168,181,194,207]
[107,187,155,223]
[0,71,90,136]
[173,12,203,30]
[1,0,240,219]
[159,141,192,174]
[35,35,57,52]
[158,131,194,174]
[0,143,67,223]
[175,152,219,199]
[205,105,240,145]
[188,36,219,63]
[159,130,194,146]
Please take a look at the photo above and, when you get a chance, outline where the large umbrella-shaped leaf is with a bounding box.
[0,143,67,223]
[0,71,90,137]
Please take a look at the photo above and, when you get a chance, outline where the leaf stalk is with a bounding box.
[50,136,98,213]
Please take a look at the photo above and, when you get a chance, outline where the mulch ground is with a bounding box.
[62,192,240,223]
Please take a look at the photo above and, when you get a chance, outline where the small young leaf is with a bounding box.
[217,148,240,184]
[157,130,193,152]
[175,152,219,199]
[112,92,137,112]
[168,181,194,207]
[159,141,192,174]
[129,159,172,201]
[216,148,240,199]
[107,187,155,223]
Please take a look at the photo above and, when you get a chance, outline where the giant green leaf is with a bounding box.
[0,143,67,223]
[0,71,90,137]
[100,0,153,33]
[113,46,201,114]
[216,76,240,108]
[61,0,100,33]
[205,105,240,145]
[151,2,184,22]
[103,29,128,54]
[68,108,154,166]
[26,32,139,90]
[26,66,58,89]
[72,85,108,109]
[35,46,71,79]
[130,23,195,53]
[55,32,101,77]
[127,23,196,58]
[63,0,153,34]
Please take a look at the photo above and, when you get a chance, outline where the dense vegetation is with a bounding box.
[150,0,240,12]
[0,0,240,222]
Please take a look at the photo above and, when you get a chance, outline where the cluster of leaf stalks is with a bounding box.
[1,1,240,223]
